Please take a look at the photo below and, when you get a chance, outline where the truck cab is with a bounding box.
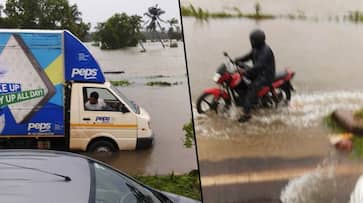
[70,82,153,152]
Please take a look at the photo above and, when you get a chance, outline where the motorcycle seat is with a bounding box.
[274,71,288,81]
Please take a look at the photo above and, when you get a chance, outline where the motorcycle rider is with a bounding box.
[235,29,276,122]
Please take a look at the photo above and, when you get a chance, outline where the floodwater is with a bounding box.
[82,43,198,175]
[182,2,363,202]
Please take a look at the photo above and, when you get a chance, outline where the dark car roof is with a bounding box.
[0,150,91,203]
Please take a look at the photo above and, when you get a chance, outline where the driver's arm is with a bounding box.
[98,99,109,110]
[235,50,253,63]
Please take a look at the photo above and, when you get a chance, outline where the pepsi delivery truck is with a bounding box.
[0,29,154,153]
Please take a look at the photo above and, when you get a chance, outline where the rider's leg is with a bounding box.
[239,86,256,122]
[239,77,267,122]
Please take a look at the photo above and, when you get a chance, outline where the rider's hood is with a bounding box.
[250,29,266,49]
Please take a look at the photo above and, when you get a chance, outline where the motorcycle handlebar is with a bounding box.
[223,51,235,64]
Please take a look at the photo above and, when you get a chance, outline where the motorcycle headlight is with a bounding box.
[213,73,221,82]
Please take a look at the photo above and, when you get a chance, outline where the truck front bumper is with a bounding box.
[136,134,154,149]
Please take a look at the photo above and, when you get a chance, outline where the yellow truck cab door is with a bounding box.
[70,84,138,151]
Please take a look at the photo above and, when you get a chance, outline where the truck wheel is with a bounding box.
[88,140,117,154]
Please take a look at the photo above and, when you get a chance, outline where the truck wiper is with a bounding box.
[0,161,71,182]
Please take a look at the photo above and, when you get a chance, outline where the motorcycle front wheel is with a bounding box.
[280,83,292,105]
[196,93,230,114]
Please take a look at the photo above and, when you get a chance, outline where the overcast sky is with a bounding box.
[68,0,181,29]
[0,0,181,29]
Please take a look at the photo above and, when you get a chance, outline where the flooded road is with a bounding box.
[82,43,198,175]
[182,2,363,201]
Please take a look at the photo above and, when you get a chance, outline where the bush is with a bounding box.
[94,13,143,49]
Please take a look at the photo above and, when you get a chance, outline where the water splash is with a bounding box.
[255,91,363,128]
[280,160,338,203]
[194,91,363,138]
[349,175,363,203]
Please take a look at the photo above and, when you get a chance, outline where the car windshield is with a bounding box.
[111,86,140,114]
[91,162,162,203]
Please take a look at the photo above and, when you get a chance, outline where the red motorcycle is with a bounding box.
[196,52,295,114]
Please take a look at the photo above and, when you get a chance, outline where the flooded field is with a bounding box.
[82,43,198,175]
[182,1,363,201]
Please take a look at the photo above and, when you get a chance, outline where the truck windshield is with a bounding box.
[111,86,140,114]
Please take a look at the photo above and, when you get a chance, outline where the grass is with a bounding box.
[181,4,209,20]
[354,109,363,120]
[181,4,274,20]
[347,11,363,23]
[181,3,363,24]
[352,136,363,158]
[183,121,195,148]
[323,113,346,134]
[110,80,132,86]
[145,75,170,79]
[134,171,201,201]
[244,13,275,20]
[145,81,181,87]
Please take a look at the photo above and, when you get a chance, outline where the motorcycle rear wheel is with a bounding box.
[196,93,230,114]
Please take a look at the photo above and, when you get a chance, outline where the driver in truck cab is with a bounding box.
[85,91,107,110]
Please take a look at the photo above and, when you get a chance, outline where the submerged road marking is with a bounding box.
[201,165,363,187]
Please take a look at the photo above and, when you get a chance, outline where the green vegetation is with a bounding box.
[181,3,274,20]
[145,75,170,79]
[110,80,132,87]
[354,109,363,120]
[323,113,346,134]
[347,11,363,23]
[170,41,178,48]
[93,13,143,49]
[167,17,182,42]
[352,136,363,157]
[145,81,181,87]
[181,4,232,20]
[183,120,195,148]
[324,113,363,158]
[0,0,90,41]
[134,171,201,201]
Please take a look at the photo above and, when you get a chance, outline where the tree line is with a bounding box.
[0,0,182,49]
[0,0,90,41]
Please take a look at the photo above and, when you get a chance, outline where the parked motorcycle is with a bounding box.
[196,52,295,114]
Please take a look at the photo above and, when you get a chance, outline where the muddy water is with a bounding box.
[81,43,198,175]
[183,12,363,203]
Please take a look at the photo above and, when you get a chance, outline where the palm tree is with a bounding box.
[167,17,179,46]
[167,17,178,33]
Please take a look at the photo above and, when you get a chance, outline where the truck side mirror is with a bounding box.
[119,104,130,113]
